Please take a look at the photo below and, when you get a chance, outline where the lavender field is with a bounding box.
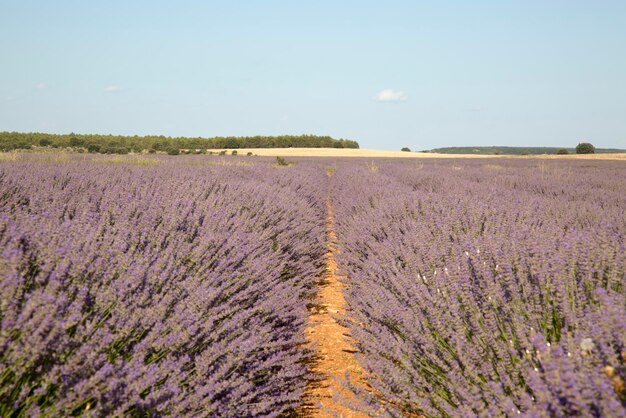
[331,160,626,417]
[1,154,625,417]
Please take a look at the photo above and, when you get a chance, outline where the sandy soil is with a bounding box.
[303,196,370,418]
[207,148,626,159]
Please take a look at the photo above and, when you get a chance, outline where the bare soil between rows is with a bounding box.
[302,197,370,418]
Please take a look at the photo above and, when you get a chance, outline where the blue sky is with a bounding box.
[1,1,625,150]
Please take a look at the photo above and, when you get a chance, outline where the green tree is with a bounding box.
[225,138,240,149]
[557,148,569,155]
[401,147,411,152]
[0,132,361,152]
[69,137,85,147]
[576,142,595,154]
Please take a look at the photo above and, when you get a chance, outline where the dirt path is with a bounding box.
[303,194,370,417]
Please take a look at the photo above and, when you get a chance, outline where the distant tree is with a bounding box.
[231,150,238,156]
[401,147,411,152]
[576,142,595,154]
[225,138,240,149]
[152,142,166,151]
[167,147,180,155]
[341,139,359,149]
[247,152,253,156]
[69,137,85,147]
[0,132,361,152]
[557,148,569,155]
[87,144,101,153]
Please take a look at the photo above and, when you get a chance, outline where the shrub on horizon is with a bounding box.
[576,142,595,154]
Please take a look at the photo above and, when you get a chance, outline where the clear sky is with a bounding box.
[1,1,625,150]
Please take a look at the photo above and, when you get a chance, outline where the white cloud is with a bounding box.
[104,85,122,93]
[36,82,48,90]
[375,88,407,102]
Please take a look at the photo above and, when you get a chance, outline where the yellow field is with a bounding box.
[2,148,624,161]
[209,148,626,160]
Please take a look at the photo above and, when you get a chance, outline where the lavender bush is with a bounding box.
[0,155,326,416]
[332,159,626,417]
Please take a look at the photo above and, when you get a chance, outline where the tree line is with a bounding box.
[428,143,621,155]
[0,132,359,154]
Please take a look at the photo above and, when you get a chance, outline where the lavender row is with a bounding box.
[0,156,326,416]
[331,160,626,417]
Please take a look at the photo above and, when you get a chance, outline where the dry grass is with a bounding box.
[206,148,626,160]
[208,148,444,158]
[4,149,624,164]
[365,160,379,173]
[324,165,337,176]
[483,163,504,170]
[539,153,626,160]
[0,152,84,163]
[92,155,162,166]
[189,157,254,167]
[31,153,74,163]
[0,152,21,161]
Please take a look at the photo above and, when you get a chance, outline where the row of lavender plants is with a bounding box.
[0,155,327,416]
[332,159,626,417]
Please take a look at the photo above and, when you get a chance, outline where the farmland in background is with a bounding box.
[427,146,626,155]
[1,154,625,417]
